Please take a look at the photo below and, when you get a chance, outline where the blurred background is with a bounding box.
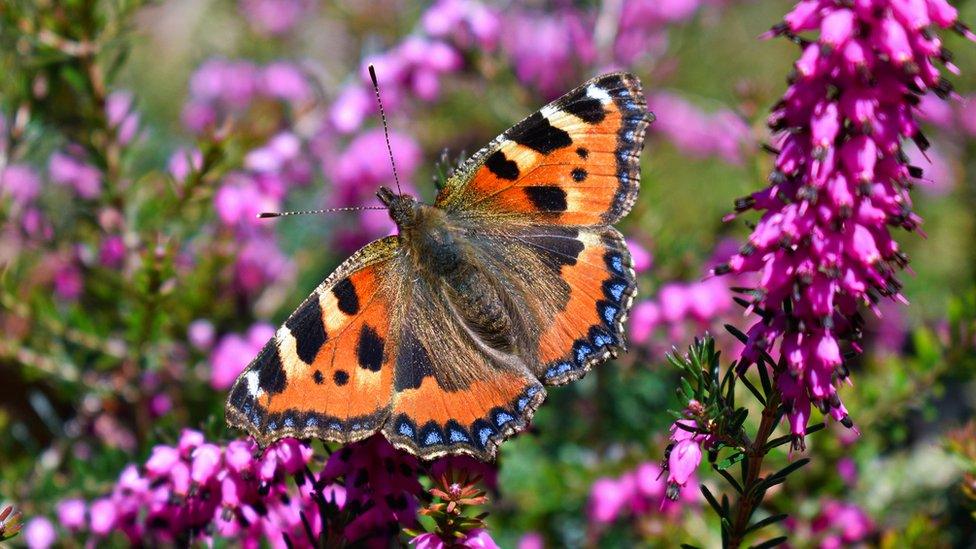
[1,0,975,547]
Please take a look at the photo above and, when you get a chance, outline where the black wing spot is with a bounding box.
[332,278,360,315]
[506,112,572,154]
[562,96,607,124]
[576,147,589,159]
[356,325,385,372]
[285,293,327,364]
[333,370,349,386]
[313,370,324,384]
[394,330,435,391]
[571,167,587,182]
[524,185,568,212]
[256,340,287,394]
[484,150,520,180]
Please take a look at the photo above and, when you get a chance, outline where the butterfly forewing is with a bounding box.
[225,236,405,447]
[436,72,651,226]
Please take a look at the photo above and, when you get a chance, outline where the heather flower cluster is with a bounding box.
[785,499,875,548]
[588,461,698,530]
[715,0,973,440]
[43,431,314,545]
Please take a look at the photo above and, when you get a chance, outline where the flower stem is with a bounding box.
[726,388,781,549]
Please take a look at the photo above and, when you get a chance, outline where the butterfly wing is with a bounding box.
[226,236,407,447]
[468,224,637,385]
[381,275,545,461]
[435,72,651,226]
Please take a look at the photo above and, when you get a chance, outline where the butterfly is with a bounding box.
[226,72,653,461]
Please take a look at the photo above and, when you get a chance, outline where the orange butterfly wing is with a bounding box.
[225,237,404,447]
[436,72,651,226]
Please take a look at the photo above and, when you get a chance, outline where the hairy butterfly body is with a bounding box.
[226,72,653,461]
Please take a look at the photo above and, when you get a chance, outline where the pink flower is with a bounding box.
[168,147,203,181]
[209,323,274,390]
[502,9,596,100]
[627,239,653,273]
[56,499,86,531]
[89,498,117,536]
[188,319,216,350]
[49,150,102,199]
[23,517,56,549]
[106,90,140,145]
[588,475,635,524]
[719,0,974,439]
[517,532,545,549]
[649,91,754,164]
[239,0,313,36]
[1,164,41,206]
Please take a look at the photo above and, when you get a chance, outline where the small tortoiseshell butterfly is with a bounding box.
[226,72,653,461]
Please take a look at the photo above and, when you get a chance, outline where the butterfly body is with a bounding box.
[227,73,653,461]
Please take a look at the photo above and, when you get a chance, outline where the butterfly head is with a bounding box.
[377,185,421,229]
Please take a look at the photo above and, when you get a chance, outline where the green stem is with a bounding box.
[726,389,782,549]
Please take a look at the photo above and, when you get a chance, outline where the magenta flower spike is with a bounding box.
[718,0,974,442]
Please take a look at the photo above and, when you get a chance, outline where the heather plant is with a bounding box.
[2,1,976,548]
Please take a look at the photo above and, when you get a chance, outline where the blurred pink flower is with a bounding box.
[23,517,55,549]
[167,147,203,181]
[649,91,753,164]
[209,323,274,390]
[0,164,41,206]
[502,9,596,100]
[261,62,313,102]
[423,0,502,51]
[627,239,653,273]
[56,499,86,532]
[98,235,126,268]
[188,319,216,350]
[239,0,313,36]
[49,150,102,199]
[53,262,83,300]
[517,532,545,549]
[106,90,140,145]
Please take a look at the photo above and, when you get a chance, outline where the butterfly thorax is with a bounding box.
[378,186,519,354]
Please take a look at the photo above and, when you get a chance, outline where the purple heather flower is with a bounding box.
[71,431,317,544]
[261,62,313,102]
[106,90,140,145]
[502,9,596,100]
[626,239,653,273]
[53,261,83,300]
[188,319,216,350]
[23,517,56,549]
[1,164,41,206]
[412,529,500,549]
[321,435,423,543]
[718,0,974,440]
[588,475,635,525]
[89,498,116,536]
[239,0,312,36]
[168,147,203,182]
[629,300,661,345]
[517,532,545,549]
[648,91,754,164]
[99,235,126,268]
[209,323,274,390]
[49,150,102,199]
[56,498,86,531]
[423,0,502,51]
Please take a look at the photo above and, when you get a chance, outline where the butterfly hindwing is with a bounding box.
[381,277,546,461]
[468,225,637,385]
[436,72,651,226]
[225,236,404,447]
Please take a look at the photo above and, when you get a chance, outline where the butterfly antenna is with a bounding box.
[368,64,403,196]
[257,206,386,219]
